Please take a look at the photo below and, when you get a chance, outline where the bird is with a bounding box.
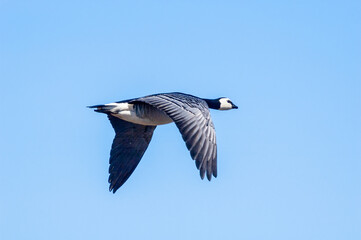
[88,92,238,193]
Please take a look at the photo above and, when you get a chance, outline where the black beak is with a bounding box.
[232,103,238,109]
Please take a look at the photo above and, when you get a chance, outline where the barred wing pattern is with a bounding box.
[134,93,217,180]
[107,115,156,193]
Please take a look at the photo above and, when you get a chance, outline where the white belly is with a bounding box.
[108,102,173,126]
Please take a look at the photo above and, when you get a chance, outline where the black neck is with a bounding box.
[203,98,220,109]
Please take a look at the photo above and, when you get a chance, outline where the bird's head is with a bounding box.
[203,97,238,110]
[218,97,238,110]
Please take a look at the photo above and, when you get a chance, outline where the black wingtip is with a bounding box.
[109,185,118,194]
[206,171,212,181]
[195,160,201,169]
[200,167,205,179]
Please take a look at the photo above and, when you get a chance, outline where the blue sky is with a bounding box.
[1,1,360,239]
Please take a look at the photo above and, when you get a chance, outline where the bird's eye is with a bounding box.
[227,100,231,103]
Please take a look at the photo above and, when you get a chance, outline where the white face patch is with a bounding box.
[219,98,233,110]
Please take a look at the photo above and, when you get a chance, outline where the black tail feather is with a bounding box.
[87,104,117,114]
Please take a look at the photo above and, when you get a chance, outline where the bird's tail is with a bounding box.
[87,104,117,114]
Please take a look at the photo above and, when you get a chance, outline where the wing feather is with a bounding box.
[133,93,217,180]
[107,115,156,193]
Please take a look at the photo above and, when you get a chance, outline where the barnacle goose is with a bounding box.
[89,92,238,193]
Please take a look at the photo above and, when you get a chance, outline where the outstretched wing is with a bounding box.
[134,93,217,180]
[107,115,156,193]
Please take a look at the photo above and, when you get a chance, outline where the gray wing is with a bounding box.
[133,93,217,180]
[107,115,156,193]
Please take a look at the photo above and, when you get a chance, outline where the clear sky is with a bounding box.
[1,1,360,239]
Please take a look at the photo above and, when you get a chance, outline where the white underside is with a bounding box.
[106,102,173,126]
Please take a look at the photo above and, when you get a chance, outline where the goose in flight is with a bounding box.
[89,92,238,193]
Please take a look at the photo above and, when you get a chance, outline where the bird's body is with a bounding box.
[102,102,173,126]
[89,92,237,193]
